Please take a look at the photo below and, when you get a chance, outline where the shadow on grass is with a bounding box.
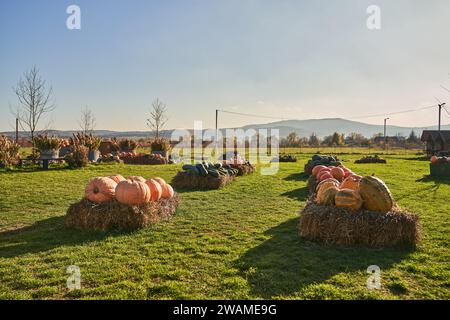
[0,216,132,258]
[281,187,309,202]
[234,218,412,298]
[283,172,309,182]
[416,175,450,184]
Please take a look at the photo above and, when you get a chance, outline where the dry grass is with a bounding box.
[65,193,181,231]
[230,163,256,176]
[299,196,421,248]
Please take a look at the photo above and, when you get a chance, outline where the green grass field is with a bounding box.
[0,151,449,299]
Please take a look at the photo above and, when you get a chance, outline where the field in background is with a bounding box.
[0,152,448,299]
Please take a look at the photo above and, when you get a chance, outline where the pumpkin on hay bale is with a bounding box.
[298,196,421,248]
[171,171,234,190]
[65,194,180,231]
[65,175,180,231]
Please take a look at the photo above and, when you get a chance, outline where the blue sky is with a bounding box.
[1,0,449,131]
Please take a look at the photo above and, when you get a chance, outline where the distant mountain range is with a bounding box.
[2,118,449,139]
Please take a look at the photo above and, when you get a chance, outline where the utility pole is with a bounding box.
[438,103,445,132]
[384,117,389,149]
[15,118,19,143]
[215,109,219,159]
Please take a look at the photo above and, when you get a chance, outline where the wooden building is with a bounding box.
[421,130,450,155]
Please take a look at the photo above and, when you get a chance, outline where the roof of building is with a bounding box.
[421,130,450,142]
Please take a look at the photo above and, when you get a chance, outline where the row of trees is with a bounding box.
[10,66,169,147]
[281,131,423,148]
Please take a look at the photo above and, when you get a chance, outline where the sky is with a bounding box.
[1,0,450,132]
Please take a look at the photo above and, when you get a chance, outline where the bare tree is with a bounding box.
[12,66,55,147]
[146,98,168,139]
[78,106,96,135]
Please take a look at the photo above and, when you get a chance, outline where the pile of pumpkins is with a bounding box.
[85,175,174,206]
[182,162,239,178]
[304,155,342,175]
[312,165,394,213]
[430,155,449,165]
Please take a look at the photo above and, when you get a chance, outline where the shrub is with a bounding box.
[119,139,138,152]
[0,135,20,168]
[150,138,170,152]
[64,144,89,168]
[70,133,101,151]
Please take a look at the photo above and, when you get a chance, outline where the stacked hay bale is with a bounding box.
[299,164,421,248]
[171,162,239,190]
[65,175,180,231]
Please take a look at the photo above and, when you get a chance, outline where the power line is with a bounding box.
[347,104,438,120]
[217,109,288,120]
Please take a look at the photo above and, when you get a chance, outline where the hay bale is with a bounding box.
[230,163,256,176]
[65,193,181,231]
[299,196,421,248]
[171,171,234,190]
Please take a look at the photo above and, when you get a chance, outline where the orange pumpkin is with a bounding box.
[85,177,117,203]
[128,176,147,183]
[331,167,345,181]
[317,186,339,205]
[431,156,438,164]
[161,183,174,199]
[318,171,333,182]
[312,165,327,176]
[153,177,167,188]
[335,189,363,211]
[316,167,330,178]
[109,174,126,184]
[340,175,361,191]
[115,179,151,205]
[145,179,163,201]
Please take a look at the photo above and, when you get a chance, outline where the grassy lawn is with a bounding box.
[0,152,449,299]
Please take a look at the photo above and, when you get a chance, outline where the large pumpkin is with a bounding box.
[335,189,363,211]
[316,178,340,193]
[109,174,126,184]
[316,167,331,179]
[128,176,147,183]
[161,183,174,199]
[359,176,394,213]
[340,175,361,191]
[115,179,151,205]
[85,177,117,203]
[145,179,162,201]
[318,171,334,182]
[317,186,339,205]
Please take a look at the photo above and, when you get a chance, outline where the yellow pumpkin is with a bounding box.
[335,189,363,211]
[317,186,339,205]
[358,176,394,213]
[316,178,340,193]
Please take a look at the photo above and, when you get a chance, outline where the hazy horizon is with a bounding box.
[1,0,450,132]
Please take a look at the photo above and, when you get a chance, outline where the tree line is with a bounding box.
[280,131,423,148]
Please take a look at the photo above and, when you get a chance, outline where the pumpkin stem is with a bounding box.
[93,186,99,194]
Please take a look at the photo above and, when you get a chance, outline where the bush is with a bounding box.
[119,139,137,152]
[0,135,20,168]
[151,138,170,152]
[64,144,89,168]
